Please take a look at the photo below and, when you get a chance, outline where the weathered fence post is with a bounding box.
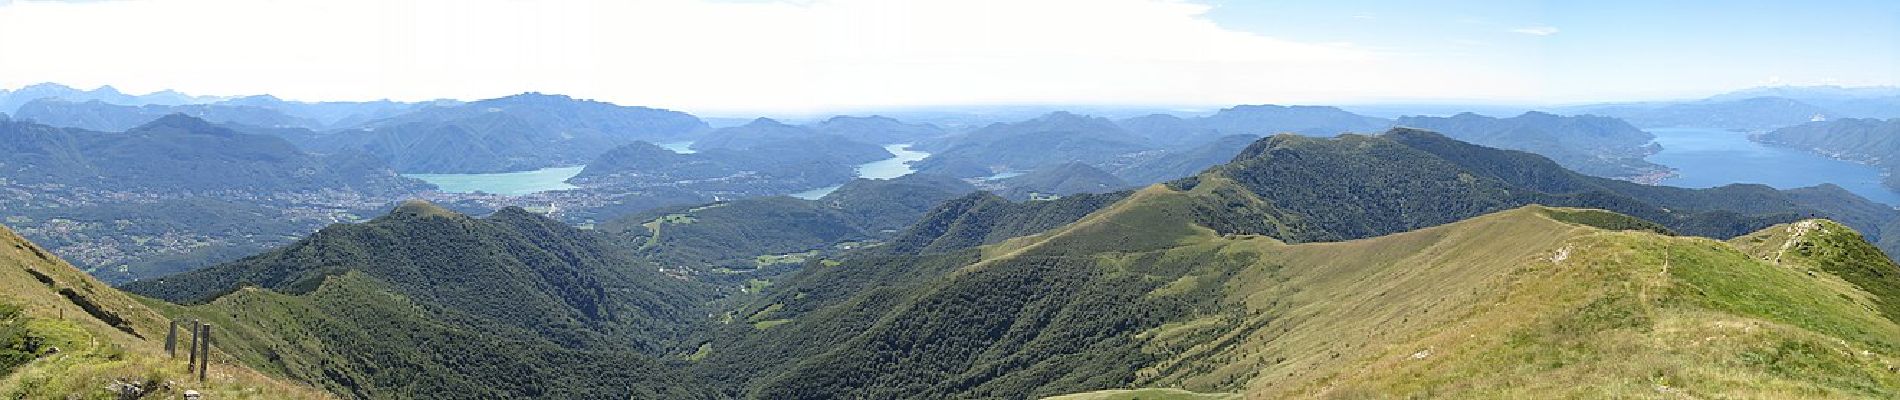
[186,320,200,370]
[165,320,178,358]
[197,324,212,381]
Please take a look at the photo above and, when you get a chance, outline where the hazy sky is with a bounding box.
[1,0,1894,114]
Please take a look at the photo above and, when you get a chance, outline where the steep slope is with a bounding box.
[122,202,720,399]
[0,224,329,399]
[1395,111,1667,180]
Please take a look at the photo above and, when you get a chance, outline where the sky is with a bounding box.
[0,0,1895,114]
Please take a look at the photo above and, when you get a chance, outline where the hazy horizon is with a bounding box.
[4,0,1895,114]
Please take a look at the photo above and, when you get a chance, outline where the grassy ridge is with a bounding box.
[717,168,1900,398]
[0,224,328,399]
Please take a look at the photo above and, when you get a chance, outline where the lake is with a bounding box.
[403,141,702,196]
[791,144,932,199]
[659,141,697,154]
[1646,127,1899,205]
[405,166,586,195]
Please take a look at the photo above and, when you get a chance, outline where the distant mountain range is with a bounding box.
[912,111,1154,178]
[0,83,223,115]
[313,93,708,173]
[1119,104,1391,148]
[14,98,319,132]
[0,114,424,194]
[0,115,432,283]
[1564,86,1900,130]
[803,115,947,144]
[913,107,1678,184]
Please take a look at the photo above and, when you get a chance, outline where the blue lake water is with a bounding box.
[405,166,586,195]
[791,144,932,200]
[1646,127,1899,205]
[659,141,697,154]
[401,141,700,196]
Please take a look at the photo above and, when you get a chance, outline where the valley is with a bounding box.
[4,7,1900,396]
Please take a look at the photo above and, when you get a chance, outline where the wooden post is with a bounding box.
[197,324,211,382]
[164,320,178,358]
[186,320,200,370]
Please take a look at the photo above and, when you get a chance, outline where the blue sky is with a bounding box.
[1204,0,1900,101]
[0,0,1893,113]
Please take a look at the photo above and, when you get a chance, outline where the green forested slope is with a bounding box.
[120,201,719,399]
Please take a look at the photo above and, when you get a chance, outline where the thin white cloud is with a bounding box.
[1510,26,1559,36]
[0,0,1533,113]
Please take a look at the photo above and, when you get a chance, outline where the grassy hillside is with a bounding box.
[700,167,1900,398]
[0,224,328,399]
[121,201,721,399]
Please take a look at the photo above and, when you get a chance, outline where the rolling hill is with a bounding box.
[121,201,720,399]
